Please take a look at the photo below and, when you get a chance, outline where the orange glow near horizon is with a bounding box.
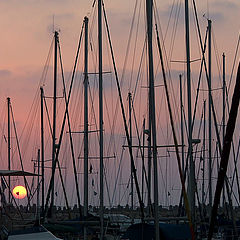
[12,185,27,199]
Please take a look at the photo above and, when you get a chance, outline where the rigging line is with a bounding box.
[228,146,240,202]
[228,33,240,91]
[43,22,84,220]
[2,176,24,219]
[193,1,240,217]
[208,64,240,240]
[121,0,139,85]
[212,28,222,84]
[215,52,240,209]
[228,182,240,207]
[129,0,142,91]
[155,23,195,239]
[43,95,53,138]
[10,92,39,163]
[19,38,53,145]
[119,176,131,205]
[69,66,84,131]
[153,4,181,127]
[170,86,189,207]
[102,9,135,208]
[220,45,240,202]
[21,103,39,158]
[213,135,240,227]
[160,0,177,42]
[101,96,114,208]
[191,29,208,130]
[104,5,131,209]
[158,154,168,206]
[111,139,126,204]
[102,21,119,162]
[30,162,36,193]
[31,111,40,156]
[58,34,82,215]
[193,105,205,222]
[100,1,139,176]
[101,0,137,141]
[212,140,238,206]
[88,82,98,140]
[102,2,145,220]
[191,0,201,60]
[232,137,240,202]
[194,104,204,176]
[168,0,181,63]
[132,38,147,103]
[227,139,240,204]
[192,0,222,154]
[132,104,153,210]
[57,142,69,204]
[10,104,32,205]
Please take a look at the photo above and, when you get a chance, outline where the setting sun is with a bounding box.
[12,185,27,199]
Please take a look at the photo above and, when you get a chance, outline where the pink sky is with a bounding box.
[0,0,239,115]
[0,0,240,206]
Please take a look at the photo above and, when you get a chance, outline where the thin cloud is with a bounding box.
[0,70,11,77]
[211,0,239,10]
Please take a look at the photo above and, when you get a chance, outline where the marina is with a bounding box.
[0,0,240,239]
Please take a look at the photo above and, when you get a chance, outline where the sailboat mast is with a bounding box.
[7,97,11,203]
[222,53,226,144]
[146,0,159,239]
[184,0,195,222]
[147,118,152,213]
[142,118,146,202]
[37,149,40,224]
[98,0,104,239]
[179,74,184,174]
[202,100,206,205]
[208,19,212,207]
[222,53,225,207]
[51,31,58,212]
[83,16,89,240]
[40,87,45,214]
[128,92,134,209]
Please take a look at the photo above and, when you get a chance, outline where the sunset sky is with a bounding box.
[0,0,239,119]
[0,0,240,206]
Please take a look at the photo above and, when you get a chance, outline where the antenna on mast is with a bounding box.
[52,15,55,33]
[52,15,60,34]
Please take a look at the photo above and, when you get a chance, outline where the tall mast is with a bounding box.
[147,116,152,214]
[202,100,206,205]
[208,63,240,240]
[222,53,225,208]
[50,31,58,213]
[146,0,159,239]
[40,87,45,214]
[7,97,11,203]
[83,16,89,240]
[142,119,146,202]
[222,53,226,145]
[128,92,134,209]
[37,149,40,224]
[184,0,195,222]
[208,19,212,207]
[98,0,104,239]
[179,74,184,174]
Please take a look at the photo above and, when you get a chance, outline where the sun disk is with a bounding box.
[12,185,27,199]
